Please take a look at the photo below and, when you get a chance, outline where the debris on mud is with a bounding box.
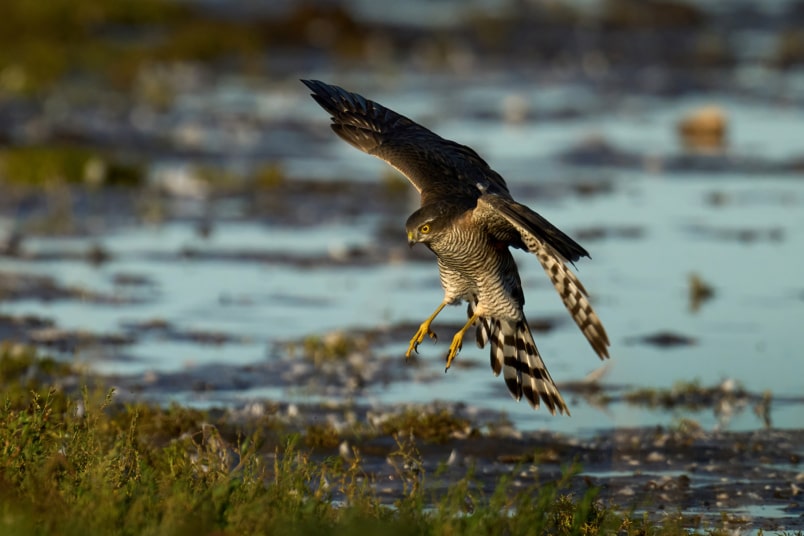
[627,331,697,348]
[688,272,715,312]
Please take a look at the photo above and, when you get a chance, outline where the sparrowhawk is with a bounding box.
[303,80,609,415]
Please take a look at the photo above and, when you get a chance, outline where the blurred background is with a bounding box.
[0,0,802,434]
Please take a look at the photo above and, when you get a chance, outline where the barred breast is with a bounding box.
[432,220,523,322]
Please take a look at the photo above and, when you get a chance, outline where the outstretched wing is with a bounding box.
[302,79,510,206]
[476,194,610,360]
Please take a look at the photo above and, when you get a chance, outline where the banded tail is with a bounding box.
[469,303,569,416]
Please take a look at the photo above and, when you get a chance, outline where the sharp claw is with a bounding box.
[444,335,463,372]
[406,323,439,361]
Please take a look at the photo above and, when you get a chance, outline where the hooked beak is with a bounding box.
[407,231,415,248]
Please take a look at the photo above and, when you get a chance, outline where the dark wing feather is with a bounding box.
[478,194,589,263]
[302,79,510,205]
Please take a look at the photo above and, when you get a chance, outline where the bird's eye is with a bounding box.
[420,224,431,234]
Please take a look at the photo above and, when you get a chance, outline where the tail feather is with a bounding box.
[487,319,501,375]
[500,330,521,401]
[471,305,569,416]
[523,320,569,415]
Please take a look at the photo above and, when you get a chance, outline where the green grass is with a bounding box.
[0,0,367,95]
[0,145,144,187]
[0,344,770,535]
[0,389,603,535]
[622,379,746,410]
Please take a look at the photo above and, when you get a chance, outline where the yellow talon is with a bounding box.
[405,322,437,359]
[444,335,463,371]
[405,302,447,360]
[444,312,479,372]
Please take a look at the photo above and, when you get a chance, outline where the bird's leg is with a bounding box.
[445,313,479,372]
[405,302,446,359]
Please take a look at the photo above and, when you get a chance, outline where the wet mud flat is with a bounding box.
[3,317,803,534]
[3,336,802,532]
[263,406,804,532]
[5,333,803,533]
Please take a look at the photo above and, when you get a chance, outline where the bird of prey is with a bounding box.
[302,80,609,415]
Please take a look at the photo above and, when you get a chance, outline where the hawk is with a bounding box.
[302,80,609,415]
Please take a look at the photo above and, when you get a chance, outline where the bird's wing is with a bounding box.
[477,194,590,263]
[476,194,610,360]
[302,79,510,205]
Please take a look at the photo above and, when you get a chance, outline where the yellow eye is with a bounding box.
[420,224,431,234]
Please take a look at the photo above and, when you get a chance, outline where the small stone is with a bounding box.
[677,105,727,153]
[338,441,354,462]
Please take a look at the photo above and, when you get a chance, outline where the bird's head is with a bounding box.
[405,205,446,247]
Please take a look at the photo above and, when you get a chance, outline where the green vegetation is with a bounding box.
[623,379,746,410]
[0,145,143,187]
[775,29,804,68]
[1,0,178,93]
[0,0,365,95]
[0,344,771,535]
[253,163,287,189]
[290,331,370,364]
[376,407,474,444]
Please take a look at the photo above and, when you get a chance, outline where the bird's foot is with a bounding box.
[444,332,464,372]
[405,322,437,359]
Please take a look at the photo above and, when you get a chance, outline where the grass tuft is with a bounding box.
[0,146,144,187]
